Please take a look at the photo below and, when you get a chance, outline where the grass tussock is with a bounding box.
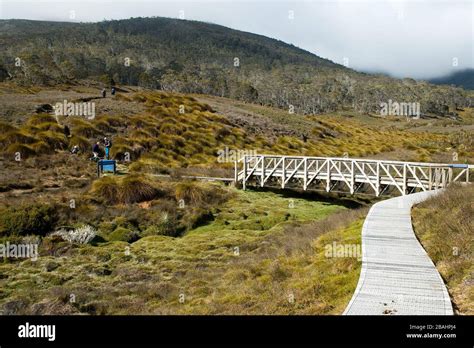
[90,175,162,205]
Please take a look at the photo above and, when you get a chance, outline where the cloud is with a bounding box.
[1,0,472,79]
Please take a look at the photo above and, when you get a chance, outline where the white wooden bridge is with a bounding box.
[235,154,473,196]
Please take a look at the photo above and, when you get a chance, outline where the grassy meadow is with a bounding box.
[0,83,472,315]
[0,188,366,314]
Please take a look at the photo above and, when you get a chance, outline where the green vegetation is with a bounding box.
[0,188,365,314]
[412,184,474,314]
[0,203,57,237]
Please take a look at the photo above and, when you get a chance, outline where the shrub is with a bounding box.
[0,203,58,236]
[53,225,97,244]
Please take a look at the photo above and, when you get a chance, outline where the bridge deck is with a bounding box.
[344,190,453,315]
[236,155,472,196]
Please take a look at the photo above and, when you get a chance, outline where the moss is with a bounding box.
[108,227,140,243]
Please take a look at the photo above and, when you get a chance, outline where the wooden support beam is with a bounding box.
[350,160,355,194]
[303,158,308,190]
[326,159,330,192]
[281,156,286,189]
[403,164,407,195]
[242,156,247,190]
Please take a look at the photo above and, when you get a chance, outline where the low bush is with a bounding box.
[53,225,97,244]
[0,203,58,236]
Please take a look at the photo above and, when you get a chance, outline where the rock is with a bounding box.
[45,261,59,272]
[2,299,27,315]
[35,103,53,114]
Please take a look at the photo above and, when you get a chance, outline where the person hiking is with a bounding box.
[111,87,116,96]
[103,137,112,160]
[91,141,101,161]
[70,145,79,155]
[101,88,106,98]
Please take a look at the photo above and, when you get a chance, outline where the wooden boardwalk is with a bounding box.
[343,190,453,315]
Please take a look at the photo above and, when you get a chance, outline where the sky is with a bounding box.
[0,0,473,79]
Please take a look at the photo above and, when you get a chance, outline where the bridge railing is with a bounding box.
[235,154,472,196]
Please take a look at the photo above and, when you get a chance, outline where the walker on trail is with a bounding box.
[101,89,106,98]
[111,87,116,96]
[90,141,101,161]
[103,137,112,160]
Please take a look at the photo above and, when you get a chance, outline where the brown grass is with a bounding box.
[412,184,474,314]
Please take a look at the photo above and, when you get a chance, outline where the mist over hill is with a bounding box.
[429,69,474,91]
[0,17,472,116]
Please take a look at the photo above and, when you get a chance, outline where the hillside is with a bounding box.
[429,69,474,91]
[0,17,472,117]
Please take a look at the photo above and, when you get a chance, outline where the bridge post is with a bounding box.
[376,161,380,197]
[281,156,286,189]
[242,156,247,190]
[428,167,433,190]
[435,168,440,188]
[303,158,308,190]
[326,159,330,192]
[234,160,238,184]
[350,160,355,194]
[261,156,265,187]
[402,164,407,195]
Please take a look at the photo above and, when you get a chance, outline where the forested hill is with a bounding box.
[429,69,474,91]
[0,17,472,116]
